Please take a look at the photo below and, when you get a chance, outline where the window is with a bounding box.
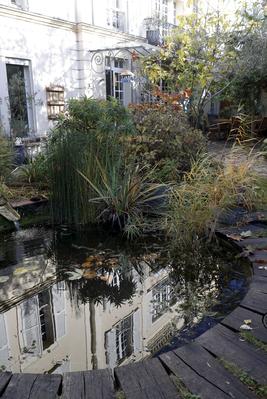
[115,314,133,363]
[10,0,28,9]
[154,0,169,37]
[38,290,55,350]
[6,62,34,138]
[46,86,65,120]
[152,280,173,322]
[173,1,177,24]
[105,57,127,105]
[19,284,66,358]
[106,0,125,32]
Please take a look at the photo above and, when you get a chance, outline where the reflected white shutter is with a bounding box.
[52,359,71,374]
[105,329,117,368]
[133,309,142,353]
[19,296,42,356]
[0,314,9,369]
[52,283,66,340]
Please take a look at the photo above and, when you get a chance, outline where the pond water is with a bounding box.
[0,227,251,374]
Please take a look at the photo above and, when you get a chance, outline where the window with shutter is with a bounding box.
[19,296,42,356]
[0,314,10,371]
[52,283,66,340]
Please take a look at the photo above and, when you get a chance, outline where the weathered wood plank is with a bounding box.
[1,373,38,399]
[29,374,62,399]
[174,343,257,399]
[197,324,267,384]
[115,358,180,399]
[241,289,267,314]
[62,372,84,399]
[0,373,12,396]
[249,277,267,293]
[62,370,115,399]
[160,350,229,399]
[222,306,267,343]
[84,369,115,399]
[252,262,267,278]
[237,238,267,249]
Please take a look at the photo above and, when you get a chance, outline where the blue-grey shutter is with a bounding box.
[19,296,42,356]
[52,283,66,340]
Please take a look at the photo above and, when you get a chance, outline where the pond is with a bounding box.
[0,227,251,374]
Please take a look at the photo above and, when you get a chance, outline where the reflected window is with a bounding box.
[38,291,55,350]
[152,280,172,322]
[19,283,66,357]
[116,314,133,362]
[0,314,10,371]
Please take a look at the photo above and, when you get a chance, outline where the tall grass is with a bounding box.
[47,98,136,226]
[164,149,260,245]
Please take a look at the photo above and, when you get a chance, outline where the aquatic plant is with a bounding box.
[78,160,169,237]
[47,98,135,226]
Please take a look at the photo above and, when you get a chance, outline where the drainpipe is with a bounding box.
[74,0,86,97]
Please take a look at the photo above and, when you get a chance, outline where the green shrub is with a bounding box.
[11,153,48,185]
[129,104,206,181]
[0,133,13,181]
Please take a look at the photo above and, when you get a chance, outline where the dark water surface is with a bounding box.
[0,227,250,373]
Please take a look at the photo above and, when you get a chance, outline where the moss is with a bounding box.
[240,332,267,353]
[171,375,201,399]
[220,358,267,397]
[254,176,267,211]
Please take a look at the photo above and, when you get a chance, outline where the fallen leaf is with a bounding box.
[255,259,267,264]
[240,324,253,331]
[13,267,29,276]
[65,268,83,281]
[0,276,9,283]
[244,319,252,325]
[240,230,252,238]
[226,234,243,241]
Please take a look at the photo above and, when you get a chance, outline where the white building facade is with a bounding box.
[0,0,184,140]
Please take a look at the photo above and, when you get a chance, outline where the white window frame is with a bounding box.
[5,58,36,137]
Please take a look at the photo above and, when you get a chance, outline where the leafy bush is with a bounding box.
[129,104,206,181]
[0,133,13,181]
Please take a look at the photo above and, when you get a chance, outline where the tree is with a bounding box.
[142,0,265,127]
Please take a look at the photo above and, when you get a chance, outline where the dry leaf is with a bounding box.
[226,234,243,241]
[240,324,253,331]
[240,230,252,238]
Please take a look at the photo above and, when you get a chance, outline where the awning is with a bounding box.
[89,41,159,57]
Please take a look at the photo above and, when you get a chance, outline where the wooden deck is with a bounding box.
[0,214,267,399]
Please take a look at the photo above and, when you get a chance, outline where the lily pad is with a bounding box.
[0,276,10,283]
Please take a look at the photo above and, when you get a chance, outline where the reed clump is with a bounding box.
[164,149,260,245]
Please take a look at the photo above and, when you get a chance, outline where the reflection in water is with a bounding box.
[0,228,250,373]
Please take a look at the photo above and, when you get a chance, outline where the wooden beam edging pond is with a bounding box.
[0,212,266,399]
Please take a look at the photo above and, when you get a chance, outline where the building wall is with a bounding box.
[0,0,187,139]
